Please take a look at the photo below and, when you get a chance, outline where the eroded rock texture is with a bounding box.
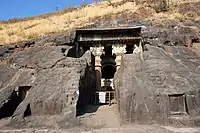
[0,15,199,129]
[0,45,95,128]
[114,45,200,126]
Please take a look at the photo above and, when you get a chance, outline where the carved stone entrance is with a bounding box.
[74,27,143,105]
[0,86,31,119]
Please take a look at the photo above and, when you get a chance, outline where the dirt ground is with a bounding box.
[78,104,120,129]
[1,104,200,132]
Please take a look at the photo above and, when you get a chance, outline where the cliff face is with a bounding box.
[0,0,200,130]
[114,45,200,126]
[0,45,96,128]
[0,17,199,127]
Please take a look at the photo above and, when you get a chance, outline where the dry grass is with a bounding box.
[0,0,139,45]
[0,0,199,45]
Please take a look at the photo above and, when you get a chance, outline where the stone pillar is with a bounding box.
[95,56,102,91]
[90,46,104,91]
[112,45,126,71]
[75,42,79,58]
[133,41,144,61]
[133,41,143,54]
[115,55,121,71]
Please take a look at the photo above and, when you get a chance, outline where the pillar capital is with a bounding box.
[90,46,104,57]
[112,45,126,55]
[133,41,143,53]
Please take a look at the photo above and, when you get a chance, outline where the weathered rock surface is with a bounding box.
[114,45,200,127]
[0,11,199,131]
[9,46,71,69]
[0,44,95,128]
[0,68,35,119]
[0,65,17,88]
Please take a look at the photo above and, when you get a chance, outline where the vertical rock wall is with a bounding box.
[0,45,94,128]
[114,45,200,126]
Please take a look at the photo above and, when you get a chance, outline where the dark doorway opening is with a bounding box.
[24,104,31,117]
[102,65,116,79]
[0,86,31,119]
[18,86,30,101]
[67,47,76,57]
[101,50,117,79]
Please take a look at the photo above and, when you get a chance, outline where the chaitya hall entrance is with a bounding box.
[90,44,126,105]
[74,27,143,106]
[75,27,143,127]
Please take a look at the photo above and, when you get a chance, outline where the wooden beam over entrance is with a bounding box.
[75,27,142,46]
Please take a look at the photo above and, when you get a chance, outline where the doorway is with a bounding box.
[0,86,31,119]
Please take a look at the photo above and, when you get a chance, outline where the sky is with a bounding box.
[0,0,93,20]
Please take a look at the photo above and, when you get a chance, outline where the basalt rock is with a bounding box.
[0,15,200,130]
[114,45,200,126]
[0,44,95,128]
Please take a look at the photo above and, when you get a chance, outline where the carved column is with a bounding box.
[90,46,104,91]
[133,41,143,54]
[112,45,126,71]
[75,42,79,58]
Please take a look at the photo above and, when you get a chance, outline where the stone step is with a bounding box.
[1,125,200,133]
[169,116,200,127]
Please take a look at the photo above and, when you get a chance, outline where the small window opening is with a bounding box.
[169,94,188,116]
[102,65,116,79]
